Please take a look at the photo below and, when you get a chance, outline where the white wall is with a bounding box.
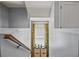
[0,3,9,28]
[61,2,79,28]
[0,28,31,57]
[0,3,30,28]
[54,2,79,28]
[0,28,31,48]
[0,34,30,57]
[0,4,2,28]
[0,34,1,57]
[11,29,31,48]
[50,31,78,57]
[49,1,78,57]
[54,1,60,28]
[9,8,30,28]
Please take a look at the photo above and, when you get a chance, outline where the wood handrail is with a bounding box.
[4,34,31,52]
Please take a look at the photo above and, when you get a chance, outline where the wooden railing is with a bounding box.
[4,34,31,52]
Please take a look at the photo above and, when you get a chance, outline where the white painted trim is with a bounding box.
[53,28,79,34]
[30,17,50,21]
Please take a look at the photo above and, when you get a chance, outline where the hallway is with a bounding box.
[0,1,79,57]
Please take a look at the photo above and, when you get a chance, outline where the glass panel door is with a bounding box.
[31,21,49,57]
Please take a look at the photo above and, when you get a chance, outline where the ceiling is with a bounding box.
[25,1,52,17]
[1,1,25,8]
[1,1,53,17]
